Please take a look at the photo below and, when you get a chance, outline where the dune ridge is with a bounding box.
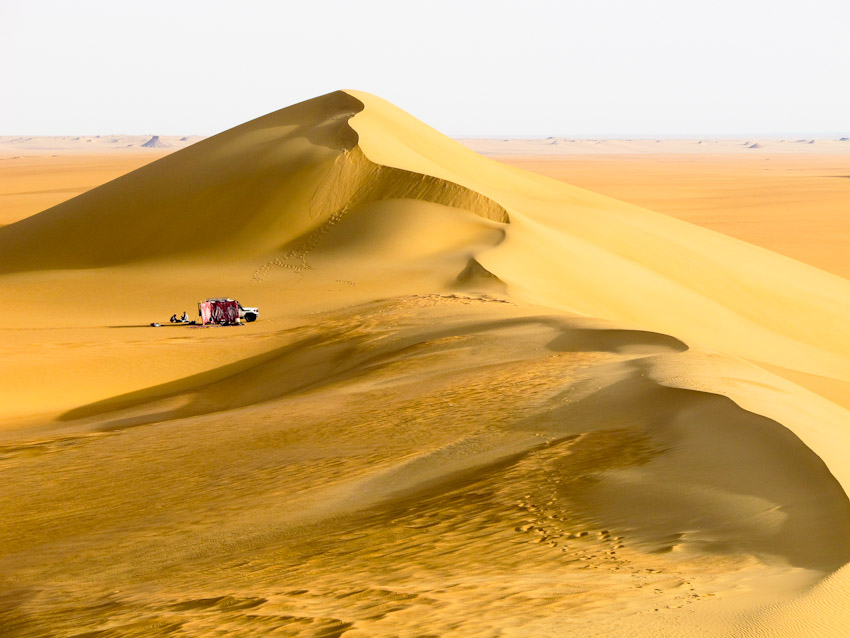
[344,91,850,383]
[1,90,849,637]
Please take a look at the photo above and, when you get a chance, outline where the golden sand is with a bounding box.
[485,152,850,281]
[0,154,171,226]
[1,92,849,637]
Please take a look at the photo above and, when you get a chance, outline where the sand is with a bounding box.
[0,135,202,227]
[1,91,849,637]
[476,150,850,281]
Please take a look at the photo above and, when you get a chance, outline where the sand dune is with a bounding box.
[1,91,849,637]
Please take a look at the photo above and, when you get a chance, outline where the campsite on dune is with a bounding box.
[1,90,850,637]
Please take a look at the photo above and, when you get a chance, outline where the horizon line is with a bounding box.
[2,132,849,141]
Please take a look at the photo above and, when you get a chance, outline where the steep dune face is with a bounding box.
[1,91,849,637]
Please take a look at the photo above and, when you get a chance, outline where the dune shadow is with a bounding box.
[547,328,687,354]
[543,368,850,572]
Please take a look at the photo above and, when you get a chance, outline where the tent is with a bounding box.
[198,298,240,325]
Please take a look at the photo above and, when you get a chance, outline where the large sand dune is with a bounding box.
[1,91,849,637]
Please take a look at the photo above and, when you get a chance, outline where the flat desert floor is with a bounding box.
[1,94,849,638]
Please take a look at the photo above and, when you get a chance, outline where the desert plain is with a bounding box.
[1,91,849,637]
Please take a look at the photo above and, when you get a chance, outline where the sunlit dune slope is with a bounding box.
[2,90,850,637]
[344,92,850,382]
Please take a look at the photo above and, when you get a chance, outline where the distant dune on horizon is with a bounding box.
[4,133,850,156]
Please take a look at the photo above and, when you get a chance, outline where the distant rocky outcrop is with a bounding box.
[141,135,172,148]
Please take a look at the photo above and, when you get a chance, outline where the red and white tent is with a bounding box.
[198,298,240,325]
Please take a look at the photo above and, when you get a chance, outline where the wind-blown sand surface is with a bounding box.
[1,92,849,637]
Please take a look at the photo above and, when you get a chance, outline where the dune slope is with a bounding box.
[1,91,849,637]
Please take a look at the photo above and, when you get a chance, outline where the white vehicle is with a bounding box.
[239,303,259,323]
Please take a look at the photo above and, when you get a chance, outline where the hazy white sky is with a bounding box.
[3,0,848,136]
